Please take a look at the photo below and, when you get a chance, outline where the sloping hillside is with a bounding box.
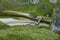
[0,0,60,40]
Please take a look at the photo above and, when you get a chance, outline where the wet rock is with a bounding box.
[29,14,37,18]
[41,5,48,9]
[51,13,60,33]
[51,22,60,33]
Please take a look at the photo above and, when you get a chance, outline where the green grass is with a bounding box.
[0,21,9,29]
[0,25,59,40]
[0,22,59,40]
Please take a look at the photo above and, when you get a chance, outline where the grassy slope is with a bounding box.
[0,25,59,40]
[0,0,60,40]
[0,0,54,16]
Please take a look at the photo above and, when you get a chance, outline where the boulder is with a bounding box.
[51,13,60,33]
[49,0,57,4]
[41,5,48,9]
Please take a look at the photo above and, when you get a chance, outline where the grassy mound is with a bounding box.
[0,26,59,40]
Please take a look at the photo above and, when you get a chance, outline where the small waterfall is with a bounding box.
[0,18,35,26]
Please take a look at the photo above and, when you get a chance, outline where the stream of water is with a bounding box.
[0,18,34,26]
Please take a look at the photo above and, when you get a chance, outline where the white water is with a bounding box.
[0,17,49,26]
[0,18,34,26]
